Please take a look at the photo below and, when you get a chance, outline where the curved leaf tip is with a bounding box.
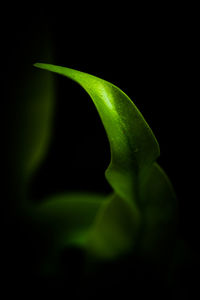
[34,63,160,203]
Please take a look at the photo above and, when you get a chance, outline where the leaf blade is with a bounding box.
[33,63,177,262]
[34,63,160,203]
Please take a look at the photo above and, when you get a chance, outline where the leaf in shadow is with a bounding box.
[32,192,105,243]
[85,193,140,259]
[9,62,55,208]
[28,192,106,274]
[139,162,178,262]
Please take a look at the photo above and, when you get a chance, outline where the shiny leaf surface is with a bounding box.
[34,63,177,260]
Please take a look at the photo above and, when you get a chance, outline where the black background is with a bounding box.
[3,4,199,298]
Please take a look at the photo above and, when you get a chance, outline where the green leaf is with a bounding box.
[139,162,178,261]
[7,65,55,211]
[28,192,107,275]
[85,193,140,259]
[20,69,54,180]
[34,63,160,204]
[8,58,54,198]
[31,193,106,243]
[33,63,176,260]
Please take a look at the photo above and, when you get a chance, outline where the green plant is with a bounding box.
[28,63,177,272]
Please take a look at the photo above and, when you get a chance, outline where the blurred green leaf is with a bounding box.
[28,192,107,274]
[8,64,55,207]
[31,192,106,244]
[85,193,140,259]
[20,70,54,179]
[139,162,178,261]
